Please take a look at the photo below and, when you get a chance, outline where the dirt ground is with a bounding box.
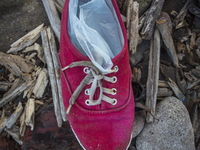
[0,0,49,53]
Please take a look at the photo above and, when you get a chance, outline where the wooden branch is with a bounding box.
[5,102,23,129]
[0,117,8,134]
[26,84,35,99]
[146,28,160,122]
[157,12,179,68]
[41,28,62,127]
[54,0,65,13]
[47,27,67,122]
[167,78,186,102]
[8,73,15,82]
[121,14,127,22]
[3,78,23,98]
[135,102,159,121]
[173,0,193,27]
[25,98,35,130]
[140,0,165,40]
[127,1,139,54]
[33,68,49,98]
[157,88,173,97]
[23,43,46,64]
[0,52,34,77]
[4,125,23,145]
[7,24,44,53]
[42,0,61,41]
[20,110,26,136]
[187,79,200,90]
[158,80,170,88]
[0,82,12,91]
[0,80,34,108]
[138,9,148,30]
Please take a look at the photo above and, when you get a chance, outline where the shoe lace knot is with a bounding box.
[62,61,118,114]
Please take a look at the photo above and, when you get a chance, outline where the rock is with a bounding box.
[132,111,146,138]
[136,97,195,150]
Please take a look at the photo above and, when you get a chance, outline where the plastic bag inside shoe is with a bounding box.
[68,0,124,73]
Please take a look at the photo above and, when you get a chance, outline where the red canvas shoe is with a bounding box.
[59,0,135,149]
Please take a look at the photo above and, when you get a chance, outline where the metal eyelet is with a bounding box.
[112,76,117,83]
[114,65,119,72]
[112,88,117,95]
[85,89,90,95]
[112,99,117,105]
[83,67,90,74]
[85,100,90,106]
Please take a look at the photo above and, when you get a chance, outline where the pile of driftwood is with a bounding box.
[123,0,200,147]
[1,0,200,148]
[0,22,67,144]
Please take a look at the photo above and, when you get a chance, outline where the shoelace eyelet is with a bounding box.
[112,88,117,95]
[112,76,117,83]
[83,67,90,74]
[85,89,90,95]
[113,65,119,72]
[112,99,117,105]
[85,100,90,106]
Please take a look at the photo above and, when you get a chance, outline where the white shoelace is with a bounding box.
[62,61,118,114]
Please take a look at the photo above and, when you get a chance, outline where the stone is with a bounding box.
[136,96,195,150]
[132,111,146,138]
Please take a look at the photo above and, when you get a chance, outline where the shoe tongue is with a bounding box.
[68,0,124,73]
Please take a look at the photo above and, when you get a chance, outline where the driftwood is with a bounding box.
[127,1,139,54]
[184,72,197,82]
[158,80,170,88]
[157,12,179,68]
[138,10,146,30]
[0,80,34,108]
[173,0,193,27]
[26,84,35,99]
[140,0,165,40]
[146,28,160,122]
[0,82,12,91]
[54,0,65,13]
[23,43,46,64]
[7,24,44,53]
[25,53,37,62]
[41,28,62,127]
[191,69,200,78]
[42,0,61,41]
[187,79,200,90]
[4,125,23,145]
[167,78,186,102]
[25,98,35,130]
[132,67,142,82]
[8,73,15,82]
[121,14,127,22]
[0,117,8,134]
[4,78,23,97]
[5,102,23,129]
[157,88,173,97]
[20,110,26,136]
[135,102,159,121]
[47,27,67,122]
[33,68,49,98]
[0,52,34,77]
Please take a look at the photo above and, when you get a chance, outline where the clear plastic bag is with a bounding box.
[68,0,123,73]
